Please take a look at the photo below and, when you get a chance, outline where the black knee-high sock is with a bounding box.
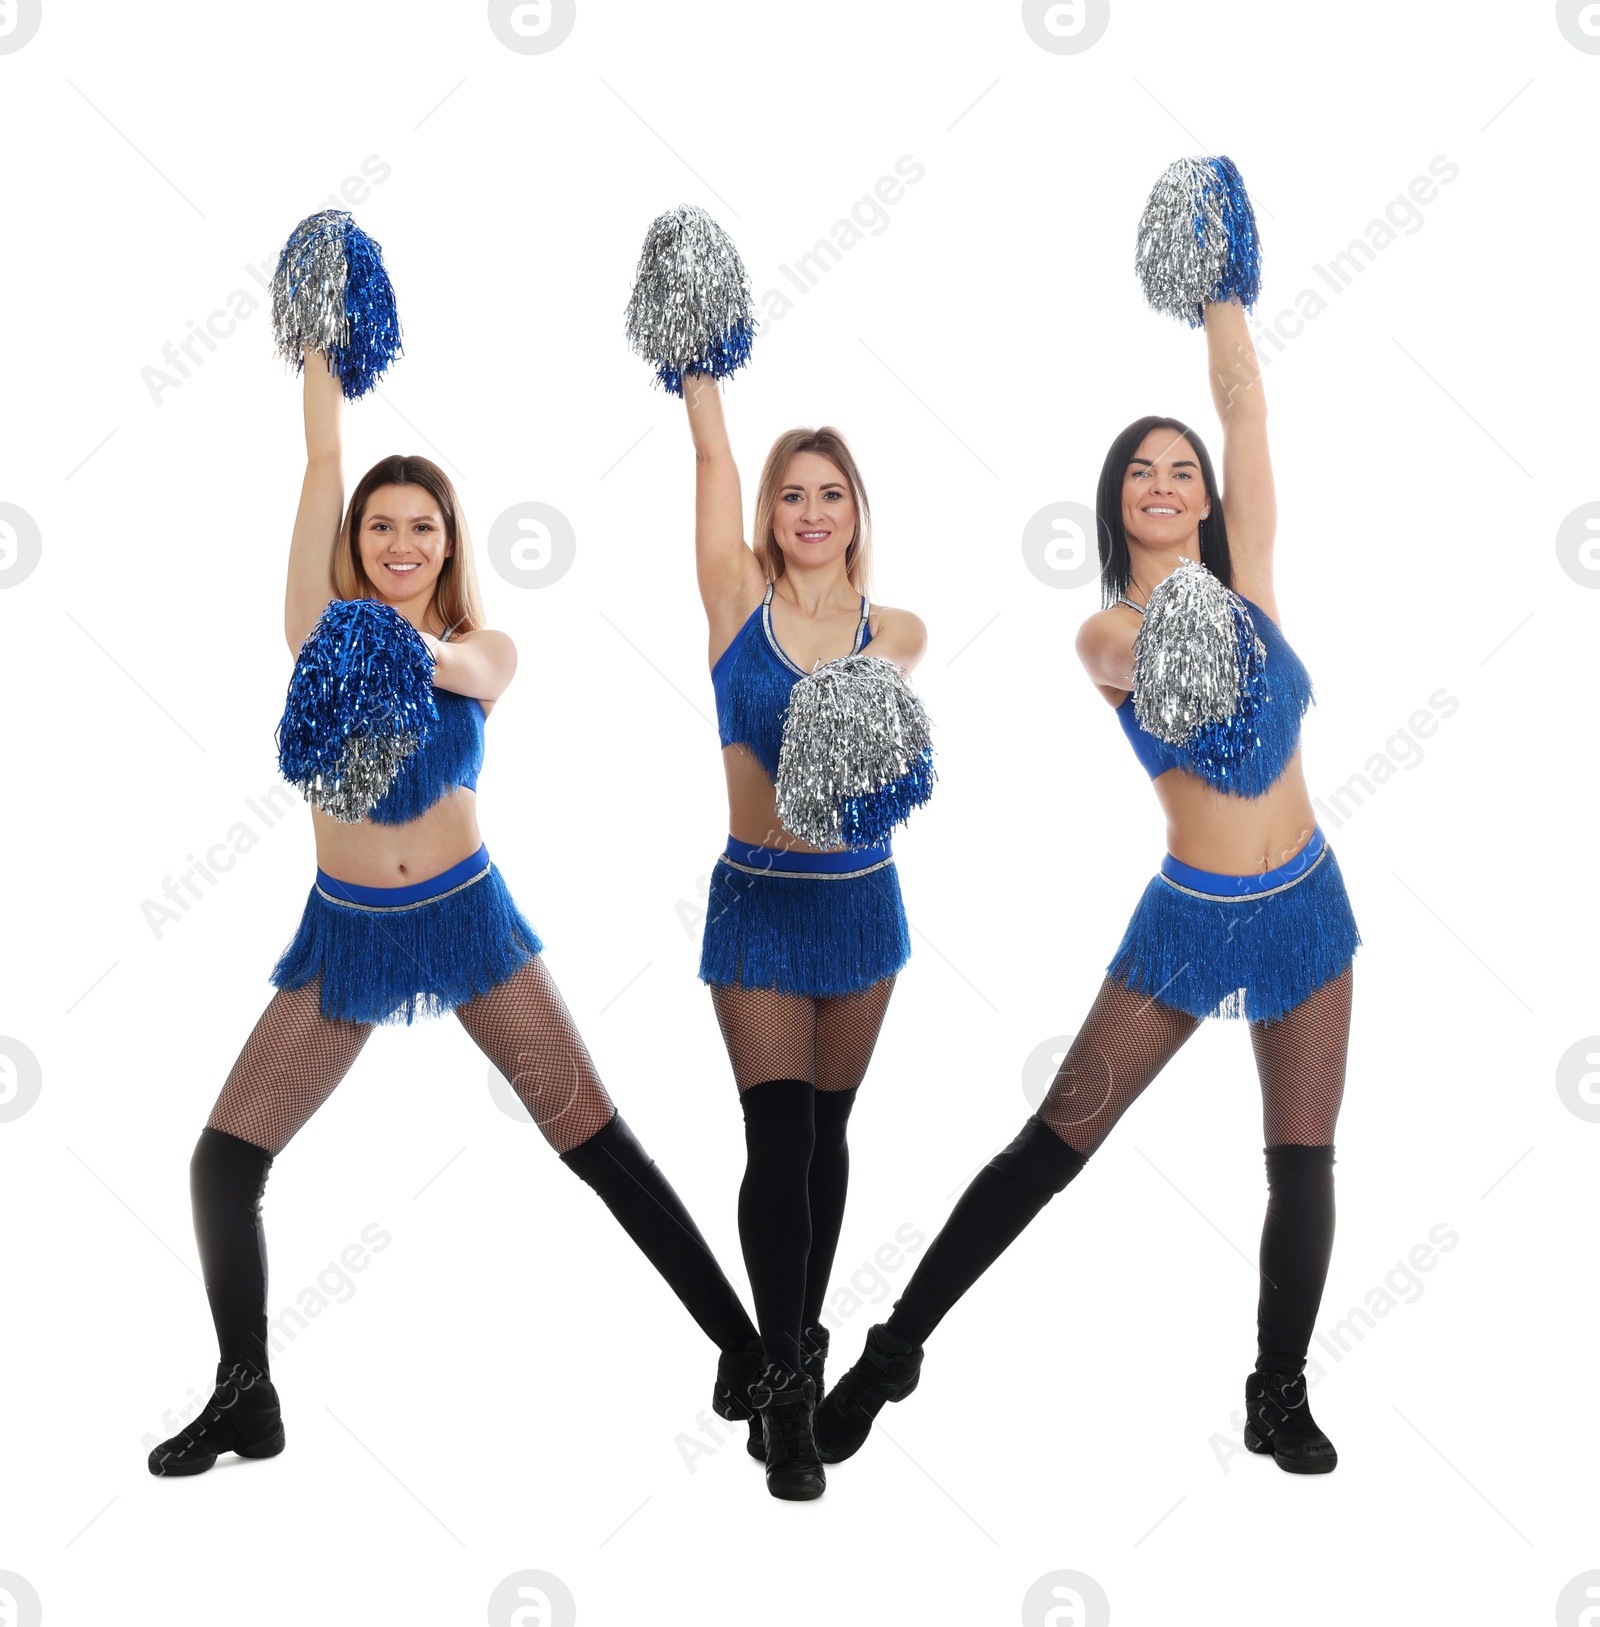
[802,1086,858,1329]
[560,1112,758,1354]
[736,1078,815,1375]
[885,1116,1088,1347]
[191,1126,275,1379]
[1256,1143,1336,1375]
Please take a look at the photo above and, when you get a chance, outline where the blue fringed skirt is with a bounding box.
[270,844,543,1025]
[1106,825,1360,1024]
[698,835,911,998]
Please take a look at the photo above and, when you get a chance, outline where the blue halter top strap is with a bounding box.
[366,623,487,824]
[1113,590,1313,797]
[712,581,873,781]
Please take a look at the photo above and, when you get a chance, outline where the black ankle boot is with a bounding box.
[712,1337,767,1460]
[800,1322,830,1392]
[737,1323,831,1463]
[754,1369,825,1500]
[1243,1367,1337,1474]
[815,1322,922,1463]
[148,1362,286,1476]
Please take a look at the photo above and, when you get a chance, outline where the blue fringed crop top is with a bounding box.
[1114,591,1313,798]
[712,581,873,781]
[367,624,485,824]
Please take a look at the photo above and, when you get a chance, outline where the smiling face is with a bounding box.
[356,483,452,614]
[1121,427,1211,554]
[772,451,857,568]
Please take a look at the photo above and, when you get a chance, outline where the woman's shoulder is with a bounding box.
[865,602,928,669]
[1074,602,1138,654]
[866,600,925,636]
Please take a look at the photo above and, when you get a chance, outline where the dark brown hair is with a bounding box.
[1095,416,1234,606]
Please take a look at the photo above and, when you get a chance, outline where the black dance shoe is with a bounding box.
[1243,1367,1338,1473]
[814,1322,923,1464]
[712,1337,766,1459]
[714,1330,833,1464]
[753,1370,825,1501]
[148,1362,286,1476]
[800,1321,830,1394]
[734,1323,832,1463]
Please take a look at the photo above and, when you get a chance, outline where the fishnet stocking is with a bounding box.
[454,954,619,1154]
[1034,964,1353,1158]
[1251,964,1351,1144]
[206,980,374,1157]
[883,968,1354,1357]
[1036,977,1202,1156]
[708,975,897,1094]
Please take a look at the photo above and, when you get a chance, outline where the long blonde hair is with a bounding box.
[751,427,875,597]
[332,453,487,636]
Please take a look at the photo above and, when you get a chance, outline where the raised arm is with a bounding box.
[284,349,345,653]
[683,369,764,640]
[1204,298,1277,614]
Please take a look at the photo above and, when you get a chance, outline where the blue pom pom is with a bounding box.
[656,316,757,397]
[1204,155,1262,312]
[1180,596,1272,783]
[271,209,402,401]
[276,598,438,823]
[836,746,937,848]
[333,217,403,400]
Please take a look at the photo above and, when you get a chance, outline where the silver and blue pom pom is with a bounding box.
[1135,155,1262,328]
[1132,559,1270,780]
[276,598,438,823]
[271,210,403,399]
[775,654,936,850]
[624,204,756,397]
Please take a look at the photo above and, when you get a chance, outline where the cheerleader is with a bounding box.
[682,368,929,1500]
[148,334,758,1474]
[817,293,1360,1475]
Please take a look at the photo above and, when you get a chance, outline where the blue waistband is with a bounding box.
[1159,826,1326,899]
[719,833,894,876]
[315,843,491,908]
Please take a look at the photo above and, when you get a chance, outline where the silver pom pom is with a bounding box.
[624,204,756,394]
[308,730,422,824]
[272,210,351,363]
[1132,558,1266,747]
[775,654,935,850]
[1135,155,1262,327]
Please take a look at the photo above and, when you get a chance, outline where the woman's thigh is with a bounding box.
[1036,976,1203,1156]
[813,975,897,1094]
[1250,964,1353,1146]
[708,982,817,1094]
[205,980,374,1156]
[454,955,618,1153]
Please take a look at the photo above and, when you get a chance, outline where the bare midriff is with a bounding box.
[723,746,862,856]
[311,790,485,888]
[1115,687,1320,875]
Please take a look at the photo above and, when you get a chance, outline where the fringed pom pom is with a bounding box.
[624,204,756,397]
[775,654,937,850]
[1135,154,1262,328]
[276,598,438,823]
[271,209,403,400]
[1131,558,1270,783]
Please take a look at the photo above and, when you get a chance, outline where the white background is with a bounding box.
[1,2,1593,1625]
